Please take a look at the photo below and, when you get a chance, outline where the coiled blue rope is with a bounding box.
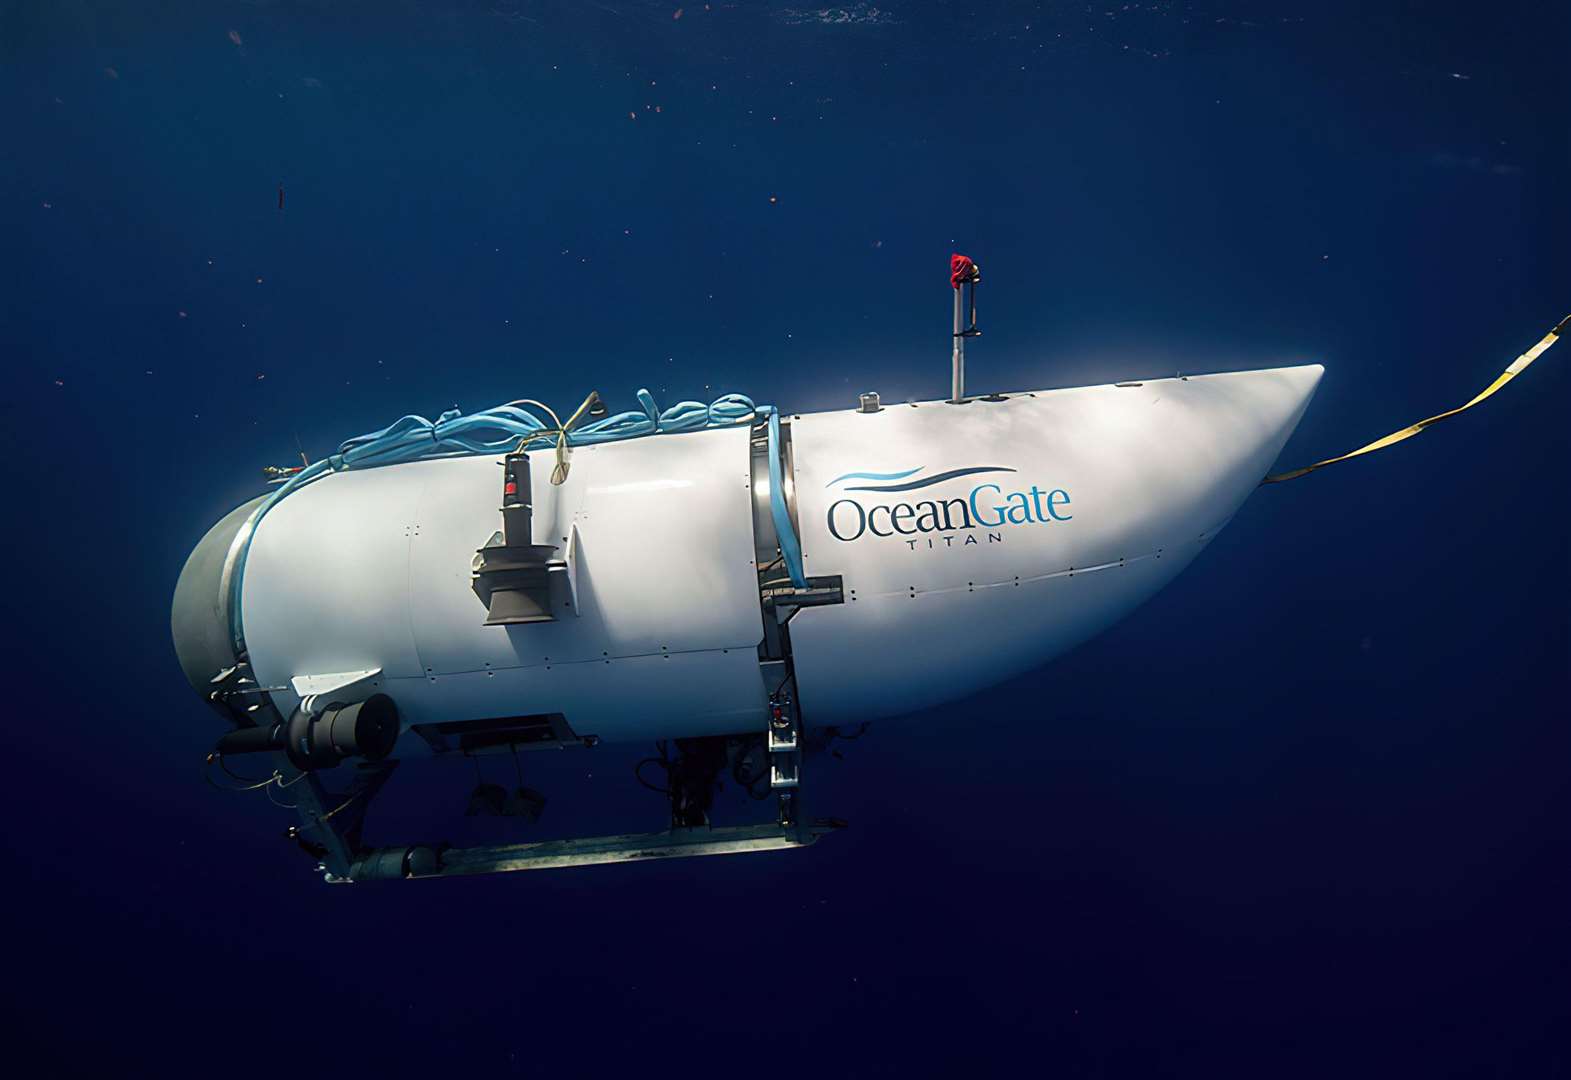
[227,390,806,650]
[328,389,760,469]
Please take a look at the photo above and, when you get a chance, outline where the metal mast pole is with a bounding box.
[951,286,965,403]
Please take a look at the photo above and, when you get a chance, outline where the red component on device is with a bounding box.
[950,254,978,289]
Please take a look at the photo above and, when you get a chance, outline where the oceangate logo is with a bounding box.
[824,466,1072,548]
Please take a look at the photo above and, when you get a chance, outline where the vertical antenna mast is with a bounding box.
[949,253,981,403]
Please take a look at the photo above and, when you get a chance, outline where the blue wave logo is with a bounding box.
[826,465,1017,493]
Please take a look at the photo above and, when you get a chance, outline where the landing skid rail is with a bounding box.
[208,649,844,885]
[335,818,843,883]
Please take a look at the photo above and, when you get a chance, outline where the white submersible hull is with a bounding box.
[172,364,1322,879]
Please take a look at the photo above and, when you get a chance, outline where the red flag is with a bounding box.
[950,253,978,289]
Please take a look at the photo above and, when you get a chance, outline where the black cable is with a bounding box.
[320,788,363,822]
[634,757,671,795]
[216,755,274,787]
[203,753,274,792]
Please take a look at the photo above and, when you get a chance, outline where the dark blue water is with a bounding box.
[3,2,1566,1075]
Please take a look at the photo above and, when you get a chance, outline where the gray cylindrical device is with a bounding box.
[473,450,559,625]
[213,694,400,771]
[501,452,534,546]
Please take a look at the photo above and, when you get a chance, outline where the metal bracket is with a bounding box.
[547,522,582,616]
[290,668,383,706]
[768,695,801,790]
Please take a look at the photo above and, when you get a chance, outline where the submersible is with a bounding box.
[171,257,1324,882]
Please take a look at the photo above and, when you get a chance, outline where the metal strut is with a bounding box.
[768,693,801,826]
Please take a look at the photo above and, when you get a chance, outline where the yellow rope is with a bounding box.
[550,390,602,485]
[507,390,602,485]
[1264,314,1568,484]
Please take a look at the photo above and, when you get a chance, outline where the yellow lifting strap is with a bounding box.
[1263,313,1570,484]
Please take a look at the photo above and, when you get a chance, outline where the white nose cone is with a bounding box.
[784,364,1324,724]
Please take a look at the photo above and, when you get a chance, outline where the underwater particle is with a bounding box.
[54,378,64,387]
[769,195,778,204]
[673,7,683,18]
[104,67,118,79]
[278,183,284,210]
[42,201,52,209]
[256,276,263,284]
[257,373,266,380]
[228,29,243,46]
[178,310,188,318]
